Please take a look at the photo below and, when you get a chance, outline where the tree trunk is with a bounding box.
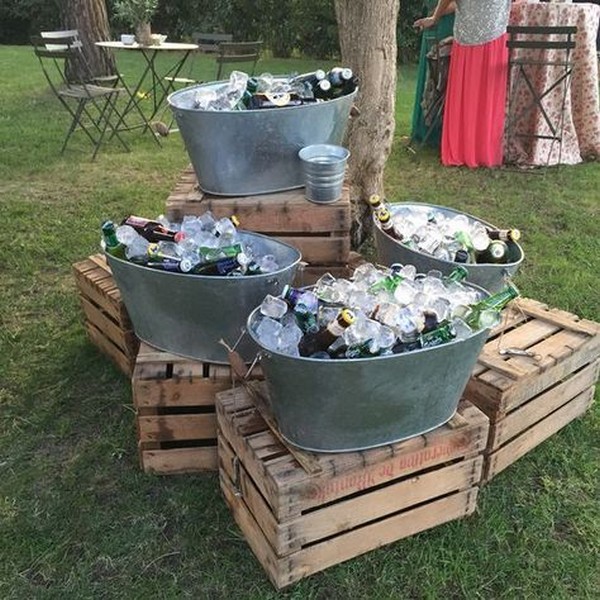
[334,0,400,248]
[61,0,117,81]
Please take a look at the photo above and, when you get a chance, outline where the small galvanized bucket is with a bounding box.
[106,231,301,364]
[246,282,490,452]
[168,81,357,196]
[298,144,350,203]
[374,202,524,294]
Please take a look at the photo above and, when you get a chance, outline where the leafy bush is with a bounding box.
[0,0,60,44]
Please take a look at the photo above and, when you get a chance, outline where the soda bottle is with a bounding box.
[101,220,126,259]
[298,308,355,357]
[122,216,185,244]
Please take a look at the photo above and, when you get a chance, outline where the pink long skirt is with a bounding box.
[441,33,509,168]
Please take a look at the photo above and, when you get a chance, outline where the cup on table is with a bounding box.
[121,34,135,45]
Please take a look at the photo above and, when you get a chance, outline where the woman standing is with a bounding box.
[415,0,512,167]
[411,0,456,146]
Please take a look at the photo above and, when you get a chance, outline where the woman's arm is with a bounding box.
[414,0,455,30]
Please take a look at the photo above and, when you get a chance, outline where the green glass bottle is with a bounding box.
[198,243,243,262]
[101,220,126,259]
[462,282,521,330]
[445,265,469,283]
[419,321,456,349]
[369,264,405,293]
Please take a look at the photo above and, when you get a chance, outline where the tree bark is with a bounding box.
[61,0,117,81]
[334,0,400,248]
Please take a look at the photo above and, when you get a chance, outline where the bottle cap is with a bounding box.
[368,194,381,206]
[377,208,391,223]
[339,308,356,326]
[231,215,240,227]
[510,228,521,242]
[174,231,186,243]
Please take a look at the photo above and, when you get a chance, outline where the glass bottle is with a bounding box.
[477,240,509,264]
[457,282,521,330]
[486,227,521,243]
[121,215,185,244]
[369,263,405,293]
[298,308,355,357]
[419,320,456,349]
[375,207,403,241]
[101,220,126,259]
[445,265,469,283]
[281,286,320,334]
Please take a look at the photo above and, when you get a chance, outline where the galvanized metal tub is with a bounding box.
[168,82,357,196]
[374,202,524,294]
[246,285,490,452]
[106,231,301,364]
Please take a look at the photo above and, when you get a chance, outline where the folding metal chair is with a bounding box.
[32,35,130,159]
[505,25,577,166]
[215,41,262,80]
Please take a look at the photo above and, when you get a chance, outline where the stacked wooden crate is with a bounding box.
[72,254,139,375]
[216,382,489,589]
[164,166,354,285]
[133,342,261,475]
[464,298,599,482]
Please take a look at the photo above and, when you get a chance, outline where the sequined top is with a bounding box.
[454,0,512,46]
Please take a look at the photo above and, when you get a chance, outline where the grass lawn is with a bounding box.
[0,45,598,599]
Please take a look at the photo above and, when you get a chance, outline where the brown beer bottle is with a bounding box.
[298,309,355,357]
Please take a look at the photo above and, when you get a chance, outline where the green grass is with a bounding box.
[0,45,598,599]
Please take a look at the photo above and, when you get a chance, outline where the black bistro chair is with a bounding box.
[32,35,130,159]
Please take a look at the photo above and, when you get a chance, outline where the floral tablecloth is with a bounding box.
[505,1,600,165]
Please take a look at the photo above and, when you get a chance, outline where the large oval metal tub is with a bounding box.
[247,289,489,453]
[374,202,524,294]
[168,81,357,196]
[106,231,301,364]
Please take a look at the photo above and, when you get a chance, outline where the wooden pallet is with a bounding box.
[133,342,261,475]
[72,254,139,375]
[464,298,599,482]
[216,382,489,589]
[164,166,353,284]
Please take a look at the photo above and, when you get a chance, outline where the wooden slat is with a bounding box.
[141,446,217,474]
[138,413,217,442]
[273,456,482,555]
[85,321,133,375]
[490,360,600,450]
[80,296,135,353]
[133,378,230,408]
[221,469,478,589]
[216,385,489,520]
[484,388,595,482]
[165,178,351,234]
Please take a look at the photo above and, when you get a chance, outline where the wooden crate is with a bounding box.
[216,383,489,589]
[72,254,139,375]
[164,166,353,284]
[133,342,262,475]
[464,298,599,483]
